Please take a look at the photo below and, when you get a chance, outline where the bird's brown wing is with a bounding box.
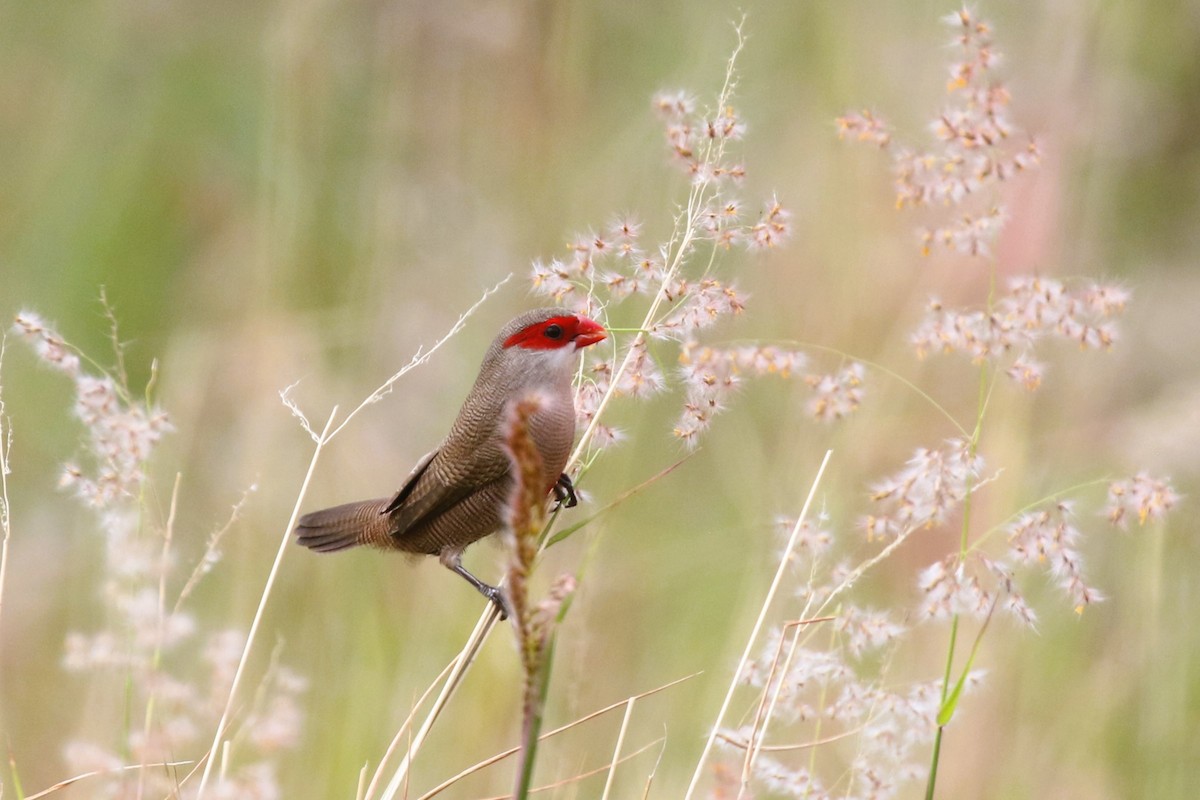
[381,446,509,540]
[382,448,439,515]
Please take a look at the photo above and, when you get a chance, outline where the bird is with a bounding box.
[294,307,607,618]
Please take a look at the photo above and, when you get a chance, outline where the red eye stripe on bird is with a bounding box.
[502,314,607,350]
[294,308,607,619]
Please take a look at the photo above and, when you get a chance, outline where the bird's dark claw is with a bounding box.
[552,472,578,510]
[482,584,511,621]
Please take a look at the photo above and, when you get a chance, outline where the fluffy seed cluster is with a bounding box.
[653,90,748,187]
[675,343,796,446]
[1004,501,1102,614]
[1105,473,1179,528]
[15,312,173,506]
[805,362,866,422]
[858,443,1100,623]
[861,438,985,540]
[910,277,1129,390]
[914,490,1133,625]
[12,312,81,373]
[530,78,860,453]
[719,611,975,799]
[917,554,1035,624]
[14,312,304,798]
[837,9,1039,257]
[772,514,834,558]
[671,344,866,446]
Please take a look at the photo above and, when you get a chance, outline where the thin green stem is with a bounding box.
[925,728,945,800]
[925,345,991,798]
[742,338,970,439]
[965,477,1112,555]
[939,617,963,702]
[514,639,555,800]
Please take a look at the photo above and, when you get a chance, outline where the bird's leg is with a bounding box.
[441,550,510,620]
[552,472,578,510]
[452,564,510,620]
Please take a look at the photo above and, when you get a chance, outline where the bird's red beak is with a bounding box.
[573,316,607,348]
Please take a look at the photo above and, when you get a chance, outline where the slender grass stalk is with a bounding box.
[197,280,502,799]
[685,449,833,799]
[742,615,834,785]
[8,748,25,800]
[475,739,664,800]
[193,408,337,799]
[24,761,193,800]
[375,605,501,800]
[965,478,1112,556]
[600,697,637,800]
[1147,522,1165,652]
[924,356,992,799]
[415,673,697,800]
[773,339,970,439]
[325,278,510,442]
[802,620,838,797]
[812,529,916,624]
[98,289,129,393]
[738,619,798,791]
[360,658,458,800]
[568,17,745,470]
[514,638,554,799]
[280,278,509,444]
[173,485,257,616]
[0,335,12,632]
[136,472,183,800]
[355,764,368,800]
[719,726,863,753]
[545,455,693,547]
[639,735,668,799]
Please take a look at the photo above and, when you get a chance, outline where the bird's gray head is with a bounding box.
[477,307,607,388]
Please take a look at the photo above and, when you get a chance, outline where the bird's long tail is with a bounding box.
[295,498,391,552]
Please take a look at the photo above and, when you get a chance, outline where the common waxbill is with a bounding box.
[295,307,607,616]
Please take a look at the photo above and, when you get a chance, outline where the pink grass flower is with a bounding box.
[1106,473,1179,528]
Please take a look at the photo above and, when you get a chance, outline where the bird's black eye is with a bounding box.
[543,323,564,340]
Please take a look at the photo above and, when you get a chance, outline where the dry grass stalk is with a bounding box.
[684,449,833,798]
[194,279,504,800]
[416,672,698,800]
[359,657,458,800]
[600,696,637,800]
[0,335,12,631]
[24,761,194,799]
[474,737,664,800]
[192,406,337,797]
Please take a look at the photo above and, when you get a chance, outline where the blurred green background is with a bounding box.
[2,0,1198,797]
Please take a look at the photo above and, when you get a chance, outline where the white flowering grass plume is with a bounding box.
[10,311,305,800]
[539,75,867,451]
[683,8,1180,799]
